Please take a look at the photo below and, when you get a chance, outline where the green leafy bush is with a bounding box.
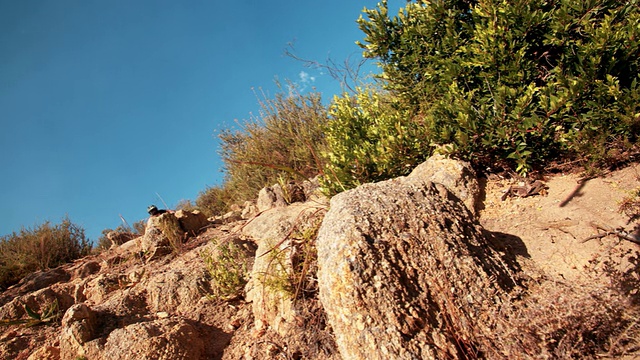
[322,88,431,194]
[357,0,640,174]
[0,218,91,289]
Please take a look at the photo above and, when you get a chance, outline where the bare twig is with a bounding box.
[284,42,371,95]
[581,223,640,245]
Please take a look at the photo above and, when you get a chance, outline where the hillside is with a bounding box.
[0,157,638,359]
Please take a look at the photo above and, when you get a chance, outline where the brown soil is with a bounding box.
[479,163,640,283]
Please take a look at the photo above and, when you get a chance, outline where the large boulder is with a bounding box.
[316,176,518,360]
[59,303,97,359]
[407,153,480,215]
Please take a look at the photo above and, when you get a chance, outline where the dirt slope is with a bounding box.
[480,163,640,283]
[1,163,638,359]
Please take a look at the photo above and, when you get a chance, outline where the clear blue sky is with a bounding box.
[0,1,401,243]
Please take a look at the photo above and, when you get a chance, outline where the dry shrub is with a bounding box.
[219,86,327,205]
[483,280,638,359]
[0,217,91,289]
[619,187,640,224]
[195,185,236,218]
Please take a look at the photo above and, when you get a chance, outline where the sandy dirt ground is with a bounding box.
[479,163,640,282]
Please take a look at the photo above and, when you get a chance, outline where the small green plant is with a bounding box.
[201,238,248,300]
[262,240,295,297]
[0,299,60,328]
[262,211,324,300]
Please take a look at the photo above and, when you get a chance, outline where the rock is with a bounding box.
[141,213,184,257]
[117,236,142,255]
[84,318,204,360]
[174,209,209,235]
[302,175,326,203]
[241,200,258,219]
[59,303,97,359]
[316,178,517,360]
[14,268,70,295]
[256,184,288,212]
[222,210,243,223]
[243,204,295,328]
[145,269,208,314]
[72,261,101,279]
[83,274,123,304]
[242,202,324,336]
[156,311,169,319]
[106,231,137,247]
[407,154,480,215]
[27,346,60,360]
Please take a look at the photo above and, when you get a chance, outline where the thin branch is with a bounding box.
[284,42,371,95]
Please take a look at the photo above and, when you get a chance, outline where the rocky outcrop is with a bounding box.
[174,209,209,235]
[242,202,325,336]
[141,210,210,258]
[106,231,137,248]
[59,303,97,359]
[5,155,635,360]
[141,212,183,257]
[407,153,480,214]
[316,176,517,360]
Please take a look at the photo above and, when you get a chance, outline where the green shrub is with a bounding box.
[0,218,91,289]
[219,85,328,204]
[357,0,640,174]
[322,88,431,194]
[201,238,248,300]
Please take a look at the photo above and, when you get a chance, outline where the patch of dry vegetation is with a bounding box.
[0,217,91,289]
